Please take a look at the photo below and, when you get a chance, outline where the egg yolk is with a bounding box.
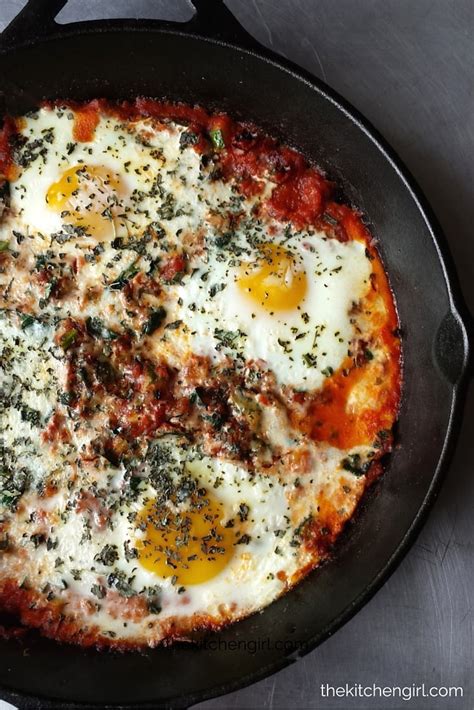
[46,164,122,237]
[237,242,307,311]
[135,489,235,585]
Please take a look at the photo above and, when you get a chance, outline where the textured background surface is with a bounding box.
[0,1,472,709]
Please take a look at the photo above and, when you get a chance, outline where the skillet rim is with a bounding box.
[0,21,471,710]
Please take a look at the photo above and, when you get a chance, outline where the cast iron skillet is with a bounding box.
[0,1,471,708]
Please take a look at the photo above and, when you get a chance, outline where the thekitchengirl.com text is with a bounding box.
[320,683,463,702]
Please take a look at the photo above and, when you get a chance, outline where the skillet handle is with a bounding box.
[184,0,261,49]
[0,0,261,52]
[0,0,65,47]
[434,306,473,384]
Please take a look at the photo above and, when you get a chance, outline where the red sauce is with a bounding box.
[75,491,110,531]
[72,101,100,142]
[160,253,187,282]
[306,359,375,448]
[303,494,342,556]
[115,399,168,439]
[131,98,210,126]
[268,169,331,229]
[0,116,17,180]
[41,411,71,445]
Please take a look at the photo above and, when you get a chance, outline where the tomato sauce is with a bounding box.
[72,101,101,142]
[41,411,71,445]
[160,253,187,282]
[0,116,16,180]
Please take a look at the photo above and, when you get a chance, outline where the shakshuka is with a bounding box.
[0,100,401,648]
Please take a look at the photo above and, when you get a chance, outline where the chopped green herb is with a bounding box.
[91,583,106,599]
[142,306,167,336]
[30,533,46,548]
[0,488,21,509]
[179,131,199,149]
[109,261,140,290]
[107,570,136,597]
[60,328,78,351]
[59,391,74,406]
[209,283,226,298]
[209,128,225,150]
[124,540,139,562]
[204,412,226,429]
[214,232,232,249]
[21,314,36,329]
[39,278,58,307]
[0,469,28,511]
[158,193,177,220]
[278,338,292,354]
[95,544,119,566]
[238,503,250,522]
[341,453,370,477]
[147,596,162,614]
[21,405,41,427]
[302,352,318,368]
[164,319,182,331]
[86,317,119,340]
[214,328,246,350]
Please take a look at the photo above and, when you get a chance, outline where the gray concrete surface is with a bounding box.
[0,1,472,709]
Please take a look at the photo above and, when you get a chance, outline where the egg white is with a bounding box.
[10,109,209,240]
[173,227,371,390]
